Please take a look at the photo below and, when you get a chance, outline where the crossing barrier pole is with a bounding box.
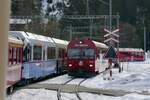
[108,59,112,77]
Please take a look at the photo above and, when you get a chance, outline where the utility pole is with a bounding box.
[69,24,72,41]
[99,0,114,45]
[86,0,93,39]
[109,0,112,32]
[90,19,93,39]
[0,0,10,100]
[109,0,112,45]
[142,15,146,52]
[116,12,120,62]
[86,0,89,15]
[144,26,146,52]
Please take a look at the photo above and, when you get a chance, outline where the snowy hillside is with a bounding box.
[42,0,70,17]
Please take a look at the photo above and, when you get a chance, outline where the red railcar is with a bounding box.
[7,35,23,93]
[118,48,145,62]
[67,38,106,77]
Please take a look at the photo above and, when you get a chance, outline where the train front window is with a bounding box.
[68,48,80,59]
[82,48,95,59]
[68,48,95,59]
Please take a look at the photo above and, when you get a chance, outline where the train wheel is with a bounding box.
[10,86,14,93]
[7,86,14,94]
[25,79,30,85]
[119,66,122,73]
[96,71,99,74]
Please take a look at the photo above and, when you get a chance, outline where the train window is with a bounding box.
[136,52,139,56]
[139,52,141,56]
[138,52,140,56]
[16,47,18,64]
[11,47,14,65]
[68,48,80,59]
[59,48,64,58]
[82,48,95,59]
[33,46,42,60]
[24,46,31,62]
[134,52,137,56]
[135,52,137,56]
[141,52,144,56]
[16,48,18,64]
[17,48,21,63]
[68,48,95,59]
[13,47,17,64]
[142,52,144,56]
[130,52,134,56]
[128,52,132,56]
[47,47,55,59]
[140,52,144,56]
[18,48,21,63]
[137,52,140,56]
[9,47,12,66]
[43,49,45,60]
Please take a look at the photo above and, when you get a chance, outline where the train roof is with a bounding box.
[119,48,144,52]
[68,39,96,48]
[8,34,23,45]
[93,41,108,49]
[10,31,69,49]
[48,37,68,49]
[67,38,108,50]
[10,31,55,47]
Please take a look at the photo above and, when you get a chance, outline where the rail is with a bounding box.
[57,78,75,100]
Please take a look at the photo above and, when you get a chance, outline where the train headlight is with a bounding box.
[69,64,72,67]
[89,64,93,67]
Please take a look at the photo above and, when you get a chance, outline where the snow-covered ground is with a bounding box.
[82,60,150,92]
[7,59,150,100]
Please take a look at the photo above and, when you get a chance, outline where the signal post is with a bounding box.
[103,28,119,79]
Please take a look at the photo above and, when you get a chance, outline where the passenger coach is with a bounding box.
[10,31,68,84]
[118,48,145,62]
[7,34,23,93]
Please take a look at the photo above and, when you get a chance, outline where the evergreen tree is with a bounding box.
[10,0,150,49]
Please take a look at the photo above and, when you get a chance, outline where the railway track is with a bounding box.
[57,77,76,100]
[57,69,110,100]
[75,78,87,100]
[73,70,110,100]
[57,78,87,100]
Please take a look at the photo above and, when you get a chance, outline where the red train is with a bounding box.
[66,38,107,77]
[118,48,145,62]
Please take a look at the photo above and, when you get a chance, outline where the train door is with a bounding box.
[95,48,100,73]
[47,46,57,74]
[24,44,31,62]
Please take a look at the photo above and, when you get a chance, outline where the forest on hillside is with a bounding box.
[11,0,150,50]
